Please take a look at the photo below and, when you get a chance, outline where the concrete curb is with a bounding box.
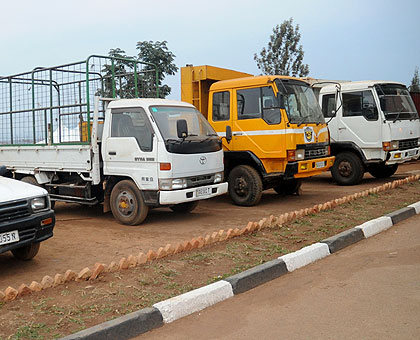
[60,307,163,340]
[60,198,420,340]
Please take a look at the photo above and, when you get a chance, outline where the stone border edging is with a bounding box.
[60,192,420,339]
[1,174,419,303]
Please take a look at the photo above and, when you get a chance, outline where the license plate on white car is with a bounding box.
[0,230,19,246]
[196,186,212,197]
[315,161,326,168]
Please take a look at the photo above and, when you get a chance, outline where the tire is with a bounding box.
[110,180,149,225]
[21,176,38,186]
[228,165,263,206]
[368,163,398,179]
[170,201,199,213]
[331,152,365,185]
[273,178,302,195]
[11,242,40,260]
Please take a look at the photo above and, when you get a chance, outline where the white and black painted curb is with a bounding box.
[61,201,420,340]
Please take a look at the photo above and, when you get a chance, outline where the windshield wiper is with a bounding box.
[296,116,308,126]
[392,107,405,123]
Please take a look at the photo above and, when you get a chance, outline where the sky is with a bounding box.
[1,0,419,100]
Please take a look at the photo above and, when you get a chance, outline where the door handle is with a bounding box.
[233,132,244,136]
[338,127,347,130]
[108,151,116,155]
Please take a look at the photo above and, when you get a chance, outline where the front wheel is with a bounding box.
[331,152,365,185]
[368,163,398,179]
[170,201,199,213]
[110,180,149,225]
[11,243,40,260]
[228,165,263,206]
[273,178,302,195]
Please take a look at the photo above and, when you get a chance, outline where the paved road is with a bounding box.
[137,214,420,340]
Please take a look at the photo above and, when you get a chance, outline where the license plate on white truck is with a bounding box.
[0,230,19,245]
[196,186,212,197]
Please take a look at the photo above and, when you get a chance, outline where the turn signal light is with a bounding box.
[287,150,296,161]
[41,217,53,226]
[160,163,172,171]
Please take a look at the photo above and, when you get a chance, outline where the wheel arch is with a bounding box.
[223,151,266,179]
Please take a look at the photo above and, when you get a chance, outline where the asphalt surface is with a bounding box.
[136,214,420,340]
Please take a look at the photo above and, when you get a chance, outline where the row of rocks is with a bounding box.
[2,174,419,302]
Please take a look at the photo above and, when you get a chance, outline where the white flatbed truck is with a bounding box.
[0,56,227,225]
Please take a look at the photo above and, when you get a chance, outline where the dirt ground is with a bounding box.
[1,162,419,291]
[0,163,419,339]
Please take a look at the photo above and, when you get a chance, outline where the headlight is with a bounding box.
[383,141,399,151]
[30,196,47,211]
[418,138,420,146]
[295,149,305,160]
[214,172,223,183]
[159,178,187,190]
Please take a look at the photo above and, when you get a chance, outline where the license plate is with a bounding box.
[315,161,326,169]
[196,186,212,197]
[0,230,19,246]
[407,149,416,157]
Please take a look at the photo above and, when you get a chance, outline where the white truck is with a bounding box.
[0,166,55,260]
[314,80,420,185]
[0,56,227,225]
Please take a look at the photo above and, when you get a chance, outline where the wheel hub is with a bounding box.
[117,191,135,216]
[234,177,249,197]
[338,160,352,177]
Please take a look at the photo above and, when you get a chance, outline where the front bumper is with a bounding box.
[386,147,420,165]
[0,209,55,255]
[292,156,335,179]
[159,182,228,205]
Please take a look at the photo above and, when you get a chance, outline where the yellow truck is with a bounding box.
[181,65,335,206]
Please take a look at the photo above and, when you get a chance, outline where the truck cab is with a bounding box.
[317,81,420,185]
[182,65,335,206]
[0,166,55,260]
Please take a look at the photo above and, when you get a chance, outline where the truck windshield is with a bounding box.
[275,79,325,125]
[149,106,217,140]
[375,84,418,120]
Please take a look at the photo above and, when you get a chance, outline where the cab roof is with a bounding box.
[210,75,309,91]
[318,80,406,94]
[106,98,195,109]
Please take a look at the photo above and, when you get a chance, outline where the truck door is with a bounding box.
[336,89,382,151]
[103,108,158,190]
[209,90,234,150]
[232,86,285,160]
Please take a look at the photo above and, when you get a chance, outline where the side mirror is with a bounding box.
[176,119,188,138]
[0,166,7,176]
[225,125,232,144]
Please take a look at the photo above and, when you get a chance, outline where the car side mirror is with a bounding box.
[225,125,232,144]
[177,119,188,138]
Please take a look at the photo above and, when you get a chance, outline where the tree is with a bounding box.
[254,18,309,77]
[410,67,420,93]
[136,40,178,98]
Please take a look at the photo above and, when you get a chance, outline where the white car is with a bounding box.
[0,166,55,260]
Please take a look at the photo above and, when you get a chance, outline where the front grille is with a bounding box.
[0,200,30,223]
[305,147,328,159]
[399,138,418,150]
[186,174,214,188]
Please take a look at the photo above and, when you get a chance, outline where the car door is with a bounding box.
[103,107,158,190]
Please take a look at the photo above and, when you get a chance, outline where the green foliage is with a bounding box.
[136,40,178,98]
[410,66,420,92]
[101,41,178,98]
[254,18,309,77]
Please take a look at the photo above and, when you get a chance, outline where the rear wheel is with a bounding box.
[170,201,199,213]
[368,163,398,179]
[11,242,40,260]
[228,165,262,206]
[273,178,302,195]
[331,152,365,185]
[110,180,149,225]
